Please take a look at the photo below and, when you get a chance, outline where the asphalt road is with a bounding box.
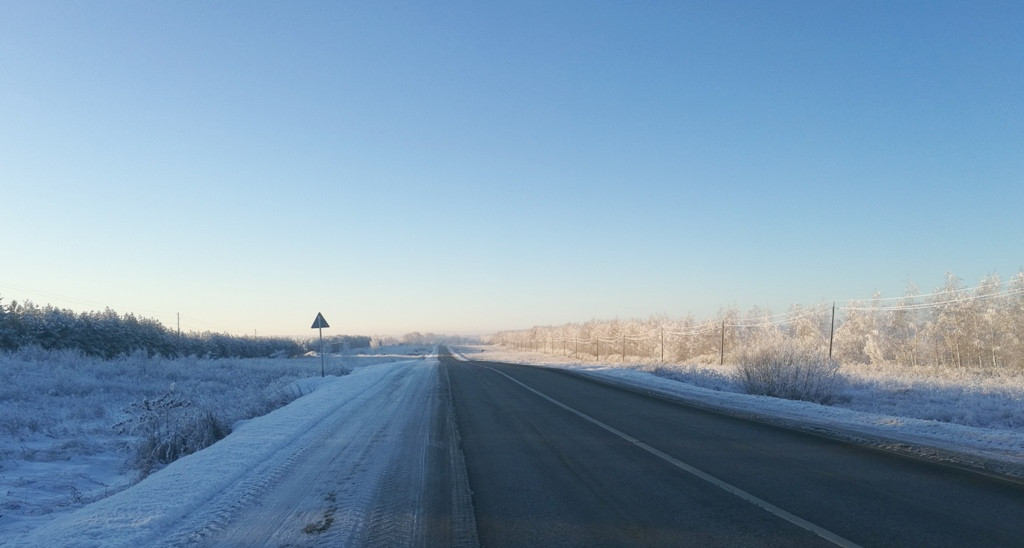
[442,351,1024,547]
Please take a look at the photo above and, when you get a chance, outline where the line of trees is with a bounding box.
[327,335,372,352]
[491,272,1024,371]
[0,298,303,359]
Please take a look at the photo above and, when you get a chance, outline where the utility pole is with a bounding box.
[720,321,726,366]
[828,302,836,362]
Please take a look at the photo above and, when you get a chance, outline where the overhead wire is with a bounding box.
[497,279,1024,340]
[841,286,1024,312]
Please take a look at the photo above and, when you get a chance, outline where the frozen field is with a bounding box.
[0,345,434,541]
[5,355,443,547]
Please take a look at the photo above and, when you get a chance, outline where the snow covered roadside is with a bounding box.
[0,345,437,539]
[452,346,1024,479]
[4,357,444,547]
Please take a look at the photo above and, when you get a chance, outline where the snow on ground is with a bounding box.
[452,345,1024,478]
[5,342,1023,545]
[0,345,434,543]
[4,355,440,547]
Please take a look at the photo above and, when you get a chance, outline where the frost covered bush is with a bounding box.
[114,384,229,478]
[735,340,845,404]
[652,364,740,392]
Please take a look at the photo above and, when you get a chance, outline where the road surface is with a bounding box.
[442,350,1024,547]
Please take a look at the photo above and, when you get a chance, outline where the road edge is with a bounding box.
[421,355,480,547]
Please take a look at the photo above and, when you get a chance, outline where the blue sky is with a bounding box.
[2,1,1022,337]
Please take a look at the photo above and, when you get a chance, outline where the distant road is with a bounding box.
[442,350,1024,547]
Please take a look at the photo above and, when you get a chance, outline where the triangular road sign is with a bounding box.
[311,312,330,329]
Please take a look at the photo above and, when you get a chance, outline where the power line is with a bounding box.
[841,286,1024,312]
[837,276,1023,304]
[496,278,1024,336]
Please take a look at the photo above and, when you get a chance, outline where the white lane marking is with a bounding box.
[484,365,861,548]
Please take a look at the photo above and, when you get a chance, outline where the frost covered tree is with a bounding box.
[493,270,1024,373]
[885,285,922,367]
[972,273,1003,368]
[0,295,10,350]
[833,300,876,365]
[1006,272,1024,369]
[929,273,977,368]
[0,299,301,359]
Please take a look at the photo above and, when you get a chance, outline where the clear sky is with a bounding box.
[2,1,1022,337]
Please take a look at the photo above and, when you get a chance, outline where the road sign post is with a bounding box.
[311,312,330,377]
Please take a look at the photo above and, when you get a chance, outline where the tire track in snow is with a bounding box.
[358,355,479,548]
[196,359,439,547]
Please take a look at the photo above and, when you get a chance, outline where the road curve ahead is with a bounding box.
[442,350,1024,547]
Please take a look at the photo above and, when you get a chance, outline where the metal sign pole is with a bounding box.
[319,326,325,377]
[310,312,330,378]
